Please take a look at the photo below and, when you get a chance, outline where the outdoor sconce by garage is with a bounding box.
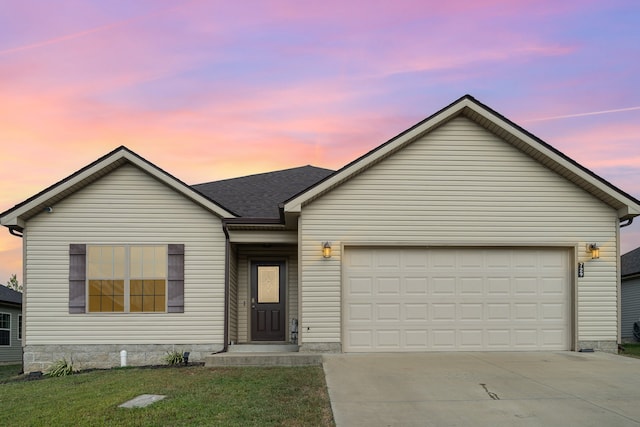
[587,243,600,259]
[322,242,332,259]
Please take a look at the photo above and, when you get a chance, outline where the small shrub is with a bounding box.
[46,358,75,377]
[164,350,184,365]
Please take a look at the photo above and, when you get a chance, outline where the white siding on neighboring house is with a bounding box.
[621,277,640,341]
[235,245,298,343]
[24,164,226,345]
[299,116,618,348]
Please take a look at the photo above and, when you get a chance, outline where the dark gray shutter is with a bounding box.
[69,244,86,314]
[167,244,185,313]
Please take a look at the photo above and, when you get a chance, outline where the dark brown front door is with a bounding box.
[251,261,286,341]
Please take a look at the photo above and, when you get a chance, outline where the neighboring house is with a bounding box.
[2,95,640,373]
[0,286,22,363]
[622,247,640,342]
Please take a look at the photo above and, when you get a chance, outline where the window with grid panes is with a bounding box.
[87,245,166,313]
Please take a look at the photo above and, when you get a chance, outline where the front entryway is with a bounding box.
[251,260,286,341]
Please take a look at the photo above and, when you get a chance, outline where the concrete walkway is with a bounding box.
[323,352,640,427]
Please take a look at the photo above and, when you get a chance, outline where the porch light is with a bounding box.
[587,243,600,259]
[322,242,332,259]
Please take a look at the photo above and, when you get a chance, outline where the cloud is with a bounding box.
[524,106,640,123]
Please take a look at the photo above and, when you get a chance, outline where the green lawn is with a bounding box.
[620,343,640,359]
[0,365,334,426]
[0,364,22,381]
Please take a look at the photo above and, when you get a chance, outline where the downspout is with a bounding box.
[221,220,231,353]
[9,226,23,238]
[620,218,633,228]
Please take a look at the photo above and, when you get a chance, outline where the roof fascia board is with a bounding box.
[1,147,236,225]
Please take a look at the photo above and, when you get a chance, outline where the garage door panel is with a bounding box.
[376,330,401,348]
[459,330,483,347]
[405,277,428,295]
[487,303,510,321]
[377,304,400,321]
[348,277,373,295]
[460,278,483,295]
[432,303,456,321]
[405,330,428,347]
[541,329,565,347]
[348,330,373,349]
[343,247,570,352]
[377,278,401,295]
[542,278,564,294]
[487,330,510,347]
[405,303,428,321]
[432,278,455,295]
[432,330,456,348]
[460,303,483,321]
[487,278,510,295]
[347,303,372,321]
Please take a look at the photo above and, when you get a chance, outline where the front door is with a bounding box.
[251,261,286,341]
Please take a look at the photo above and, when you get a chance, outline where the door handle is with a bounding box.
[251,297,255,309]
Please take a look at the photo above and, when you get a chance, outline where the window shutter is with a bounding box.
[167,244,185,313]
[69,244,86,314]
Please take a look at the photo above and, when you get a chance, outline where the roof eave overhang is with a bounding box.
[0,147,237,229]
[283,96,640,219]
[0,301,22,308]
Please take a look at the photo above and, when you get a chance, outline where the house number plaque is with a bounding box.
[578,262,584,278]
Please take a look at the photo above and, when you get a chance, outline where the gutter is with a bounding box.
[221,220,231,354]
[620,218,634,228]
[9,226,23,238]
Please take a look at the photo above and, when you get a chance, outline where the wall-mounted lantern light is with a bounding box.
[587,243,600,259]
[322,242,332,259]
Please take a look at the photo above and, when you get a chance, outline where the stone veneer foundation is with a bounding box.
[577,340,618,354]
[23,343,224,373]
[298,342,341,353]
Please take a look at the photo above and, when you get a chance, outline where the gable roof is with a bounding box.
[0,146,236,231]
[622,246,640,278]
[193,166,334,219]
[0,286,22,306]
[283,95,640,222]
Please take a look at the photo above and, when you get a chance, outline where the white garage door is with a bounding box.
[343,247,571,352]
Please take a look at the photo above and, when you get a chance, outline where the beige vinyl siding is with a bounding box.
[299,116,618,345]
[24,164,226,345]
[0,305,22,362]
[228,245,238,343]
[235,245,298,342]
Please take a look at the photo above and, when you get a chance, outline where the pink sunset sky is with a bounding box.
[1,0,640,283]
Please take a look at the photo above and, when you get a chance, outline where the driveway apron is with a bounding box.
[322,352,640,427]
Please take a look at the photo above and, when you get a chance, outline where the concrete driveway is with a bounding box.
[323,352,640,426]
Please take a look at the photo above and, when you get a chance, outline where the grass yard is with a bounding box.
[620,343,640,359]
[0,364,22,381]
[0,365,334,426]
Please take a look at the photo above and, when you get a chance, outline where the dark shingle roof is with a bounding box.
[622,247,640,278]
[0,286,22,305]
[193,165,334,219]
